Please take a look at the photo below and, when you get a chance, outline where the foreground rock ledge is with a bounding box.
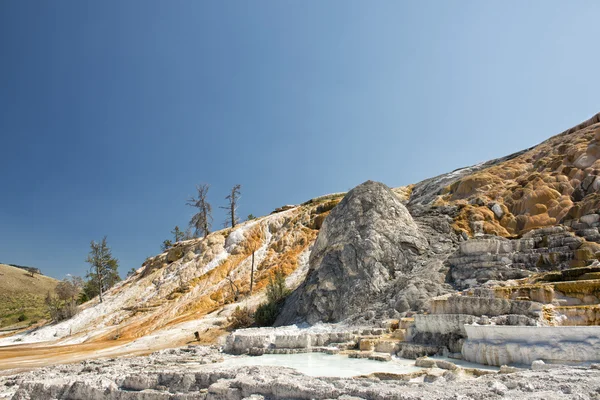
[3,347,600,399]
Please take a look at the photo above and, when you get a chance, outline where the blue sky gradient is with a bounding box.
[1,1,599,279]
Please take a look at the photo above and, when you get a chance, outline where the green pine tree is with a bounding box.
[171,226,185,243]
[161,239,173,251]
[85,236,120,303]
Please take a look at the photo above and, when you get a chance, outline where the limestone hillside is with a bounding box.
[3,111,600,349]
[0,197,344,349]
[0,264,59,329]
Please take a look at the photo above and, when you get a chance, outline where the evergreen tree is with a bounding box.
[161,239,173,252]
[266,268,289,303]
[85,236,120,303]
[171,225,185,243]
[254,268,290,326]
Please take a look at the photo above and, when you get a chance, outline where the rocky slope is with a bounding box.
[2,112,600,374]
[430,112,600,238]
[276,112,600,328]
[0,196,341,353]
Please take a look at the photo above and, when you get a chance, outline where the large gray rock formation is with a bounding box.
[278,181,434,325]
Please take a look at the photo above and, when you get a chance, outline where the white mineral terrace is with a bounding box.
[462,325,600,366]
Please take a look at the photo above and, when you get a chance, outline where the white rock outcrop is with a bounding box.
[414,314,477,336]
[223,325,358,355]
[462,325,600,366]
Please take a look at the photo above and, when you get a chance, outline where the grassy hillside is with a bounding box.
[0,264,59,329]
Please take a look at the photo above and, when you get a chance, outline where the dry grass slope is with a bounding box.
[0,264,59,329]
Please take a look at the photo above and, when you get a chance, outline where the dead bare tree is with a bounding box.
[221,184,241,228]
[250,250,255,295]
[248,227,262,295]
[187,184,213,238]
[226,273,240,302]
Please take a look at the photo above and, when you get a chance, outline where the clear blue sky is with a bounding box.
[1,1,599,279]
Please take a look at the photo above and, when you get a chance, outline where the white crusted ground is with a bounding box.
[2,346,600,399]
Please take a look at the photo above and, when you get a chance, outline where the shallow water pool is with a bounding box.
[219,352,422,378]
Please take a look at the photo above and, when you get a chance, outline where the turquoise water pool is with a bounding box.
[220,352,422,377]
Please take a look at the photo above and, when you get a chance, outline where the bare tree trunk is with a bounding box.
[250,250,255,295]
[221,185,241,229]
[187,184,213,238]
[96,264,103,303]
[203,209,209,238]
[227,276,239,302]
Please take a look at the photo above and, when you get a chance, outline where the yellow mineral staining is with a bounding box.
[77,203,332,346]
[451,204,512,237]
[436,119,600,236]
[509,187,561,216]
[491,266,600,326]
[392,185,414,202]
[553,280,600,300]
[542,304,556,325]
[449,173,504,200]
[493,284,555,303]
[553,305,600,326]
[254,229,317,292]
[575,242,600,261]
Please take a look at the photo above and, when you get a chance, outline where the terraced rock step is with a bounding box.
[534,265,600,283]
[223,325,385,355]
[551,304,600,326]
[462,325,600,366]
[428,294,541,317]
[447,226,600,289]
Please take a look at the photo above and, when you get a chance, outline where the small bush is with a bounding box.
[17,313,27,322]
[60,301,79,320]
[45,293,79,322]
[254,301,280,326]
[254,268,290,327]
[228,306,254,329]
[78,292,90,304]
[266,269,290,304]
